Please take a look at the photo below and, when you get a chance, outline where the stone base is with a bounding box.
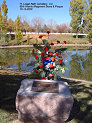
[16,79,74,123]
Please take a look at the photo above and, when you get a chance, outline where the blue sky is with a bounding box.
[0,0,71,25]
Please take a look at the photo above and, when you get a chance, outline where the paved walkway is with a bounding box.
[0,44,92,49]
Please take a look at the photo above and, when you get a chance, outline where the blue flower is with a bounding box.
[48,68,50,72]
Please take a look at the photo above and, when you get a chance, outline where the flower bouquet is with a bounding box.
[29,32,68,80]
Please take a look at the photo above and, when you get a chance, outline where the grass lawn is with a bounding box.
[9,34,89,45]
[49,34,89,44]
[0,70,92,123]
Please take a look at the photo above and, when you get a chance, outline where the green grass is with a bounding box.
[9,34,89,46]
[0,73,92,123]
[49,34,89,44]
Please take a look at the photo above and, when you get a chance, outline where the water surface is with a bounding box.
[0,47,92,81]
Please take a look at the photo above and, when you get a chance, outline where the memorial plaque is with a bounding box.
[31,80,59,93]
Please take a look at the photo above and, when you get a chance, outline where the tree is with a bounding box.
[47,19,56,33]
[0,0,8,45]
[15,16,23,45]
[27,34,30,45]
[22,20,31,33]
[87,0,92,43]
[7,18,14,33]
[69,0,84,38]
[0,8,2,32]
[83,0,90,33]
[1,0,8,32]
[31,17,44,34]
[41,24,48,32]
[56,24,71,33]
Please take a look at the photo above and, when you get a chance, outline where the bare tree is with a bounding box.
[31,17,44,34]
[47,19,57,33]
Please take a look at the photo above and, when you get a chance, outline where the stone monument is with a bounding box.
[16,79,74,123]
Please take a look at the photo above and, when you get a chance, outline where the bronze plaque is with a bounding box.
[31,81,59,93]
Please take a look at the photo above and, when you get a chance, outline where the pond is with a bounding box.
[0,47,92,81]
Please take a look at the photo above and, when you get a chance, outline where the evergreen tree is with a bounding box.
[0,0,8,45]
[87,0,92,43]
[83,0,89,33]
[69,0,84,38]
[27,34,30,45]
[15,16,23,45]
[0,8,2,32]
[1,0,8,32]
[22,20,31,33]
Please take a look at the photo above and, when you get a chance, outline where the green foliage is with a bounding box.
[8,34,11,42]
[27,34,30,45]
[0,31,9,46]
[87,0,92,43]
[15,16,23,45]
[0,8,2,32]
[69,0,84,38]
[69,54,84,79]
[0,0,8,45]
[1,0,8,32]
[83,50,92,81]
[36,38,38,44]
[83,0,92,42]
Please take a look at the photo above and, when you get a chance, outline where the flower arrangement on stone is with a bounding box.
[29,31,68,80]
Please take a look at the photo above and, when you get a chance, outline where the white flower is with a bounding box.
[54,68,56,71]
[46,51,48,54]
[62,68,65,73]
[42,71,45,77]
[53,62,55,66]
[65,60,67,63]
[38,50,41,54]
[35,63,39,67]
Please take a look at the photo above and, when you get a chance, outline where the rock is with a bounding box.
[16,79,74,123]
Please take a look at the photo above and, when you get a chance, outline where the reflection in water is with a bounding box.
[0,48,92,81]
[0,48,31,71]
[69,54,84,80]
[69,49,92,81]
[82,50,92,81]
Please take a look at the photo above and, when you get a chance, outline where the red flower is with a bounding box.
[39,35,43,38]
[35,70,38,73]
[49,52,53,56]
[63,41,67,44]
[50,64,53,68]
[58,56,62,58]
[50,43,54,45]
[46,57,50,60]
[41,57,45,61]
[64,69,67,71]
[35,55,38,60]
[49,74,53,77]
[51,57,55,61]
[32,49,34,53]
[56,53,59,56]
[47,31,50,34]
[35,77,38,79]
[44,47,48,51]
[40,64,44,69]
[57,40,60,43]
[59,59,63,64]
[42,77,46,80]
[41,52,44,56]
